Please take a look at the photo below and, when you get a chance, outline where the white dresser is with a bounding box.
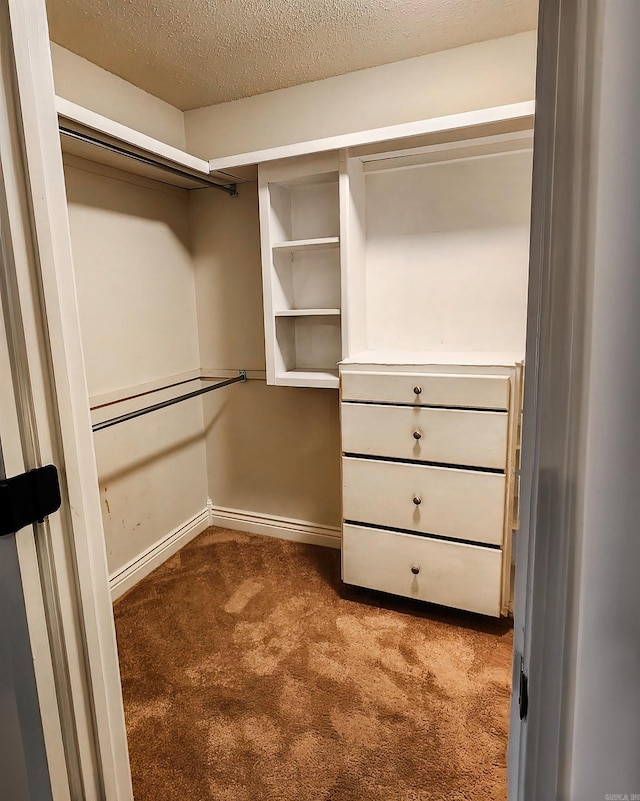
[340,362,522,617]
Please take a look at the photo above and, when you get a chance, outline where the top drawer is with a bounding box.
[341,370,510,410]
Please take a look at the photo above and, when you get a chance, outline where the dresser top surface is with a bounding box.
[340,350,525,369]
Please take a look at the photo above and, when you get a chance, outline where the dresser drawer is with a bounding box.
[342,456,506,546]
[342,524,502,616]
[341,370,510,410]
[341,403,508,469]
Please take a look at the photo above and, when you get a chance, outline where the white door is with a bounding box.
[0,298,57,800]
[0,0,133,798]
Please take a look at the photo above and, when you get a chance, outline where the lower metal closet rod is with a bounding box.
[92,371,247,432]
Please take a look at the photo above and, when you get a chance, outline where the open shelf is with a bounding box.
[272,245,341,313]
[275,309,340,317]
[260,152,344,388]
[275,369,339,389]
[268,175,339,242]
[272,237,340,252]
[273,315,341,386]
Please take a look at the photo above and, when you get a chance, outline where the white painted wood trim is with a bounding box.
[7,5,133,797]
[274,370,339,389]
[258,164,280,386]
[341,350,525,367]
[510,1,601,798]
[208,101,535,171]
[209,505,341,549]
[56,95,210,174]
[358,129,534,169]
[110,509,210,601]
[275,309,341,317]
[272,236,340,252]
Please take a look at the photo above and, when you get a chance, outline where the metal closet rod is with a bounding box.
[59,127,238,196]
[92,371,247,432]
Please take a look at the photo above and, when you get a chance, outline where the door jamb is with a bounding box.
[509,0,600,798]
[2,1,133,798]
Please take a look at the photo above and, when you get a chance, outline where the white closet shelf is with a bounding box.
[209,100,535,172]
[275,309,341,317]
[272,237,340,252]
[56,96,246,191]
[275,369,339,389]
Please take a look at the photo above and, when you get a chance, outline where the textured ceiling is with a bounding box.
[46,0,538,111]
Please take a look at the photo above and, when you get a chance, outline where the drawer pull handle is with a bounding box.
[413,430,422,440]
[411,565,420,575]
[413,386,423,396]
[413,496,422,506]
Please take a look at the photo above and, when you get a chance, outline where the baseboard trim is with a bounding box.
[110,506,341,601]
[209,505,341,550]
[109,508,209,601]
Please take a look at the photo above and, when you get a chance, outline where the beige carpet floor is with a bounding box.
[114,527,513,801]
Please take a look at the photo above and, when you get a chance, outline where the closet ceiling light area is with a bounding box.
[46,0,538,108]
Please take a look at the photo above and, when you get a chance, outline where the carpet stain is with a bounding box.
[223,579,264,614]
[114,527,512,800]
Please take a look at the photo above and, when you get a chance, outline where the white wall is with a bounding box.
[184,31,537,159]
[363,149,533,357]
[567,1,640,797]
[189,184,341,527]
[50,43,186,150]
[64,157,207,574]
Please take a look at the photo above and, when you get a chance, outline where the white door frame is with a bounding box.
[509,0,600,798]
[1,1,132,798]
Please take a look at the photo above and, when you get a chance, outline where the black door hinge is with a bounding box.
[0,465,61,538]
[519,660,529,720]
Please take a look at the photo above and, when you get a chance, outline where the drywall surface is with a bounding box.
[47,0,537,110]
[190,184,341,527]
[50,43,186,149]
[185,31,537,160]
[567,1,640,797]
[363,149,532,356]
[189,183,266,372]
[64,158,207,574]
[202,381,341,527]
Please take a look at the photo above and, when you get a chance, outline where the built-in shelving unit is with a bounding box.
[256,102,535,391]
[259,152,342,388]
[254,102,535,614]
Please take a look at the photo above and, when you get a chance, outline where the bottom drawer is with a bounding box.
[342,524,502,616]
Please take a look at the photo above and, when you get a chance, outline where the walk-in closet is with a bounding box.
[28,1,539,797]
